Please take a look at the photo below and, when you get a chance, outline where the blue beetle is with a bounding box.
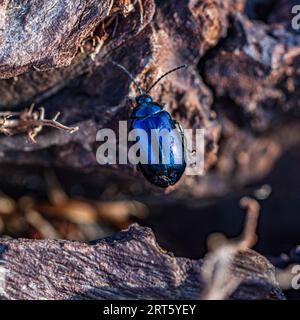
[113,62,187,188]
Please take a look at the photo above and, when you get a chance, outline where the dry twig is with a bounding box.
[0,104,78,143]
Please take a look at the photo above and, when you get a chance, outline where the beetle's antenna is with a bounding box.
[112,61,144,95]
[146,64,187,94]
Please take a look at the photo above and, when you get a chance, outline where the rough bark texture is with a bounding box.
[0,0,298,300]
[0,224,284,300]
[0,0,299,201]
[0,0,243,198]
[0,0,111,78]
[204,13,300,131]
[199,7,300,193]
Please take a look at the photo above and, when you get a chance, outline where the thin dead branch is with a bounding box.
[0,105,78,143]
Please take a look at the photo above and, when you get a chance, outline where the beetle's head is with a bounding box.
[136,94,153,105]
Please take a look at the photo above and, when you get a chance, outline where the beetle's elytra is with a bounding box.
[113,62,187,188]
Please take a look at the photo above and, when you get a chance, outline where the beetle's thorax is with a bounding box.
[131,94,163,119]
[135,94,153,105]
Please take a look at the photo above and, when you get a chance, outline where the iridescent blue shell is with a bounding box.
[130,95,186,188]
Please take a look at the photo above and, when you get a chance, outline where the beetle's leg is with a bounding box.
[127,96,136,118]
[128,96,135,108]
[173,119,188,156]
[173,120,196,161]
[128,108,133,119]
[173,120,184,137]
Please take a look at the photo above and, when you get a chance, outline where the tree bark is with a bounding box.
[0,224,284,300]
[0,1,299,200]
